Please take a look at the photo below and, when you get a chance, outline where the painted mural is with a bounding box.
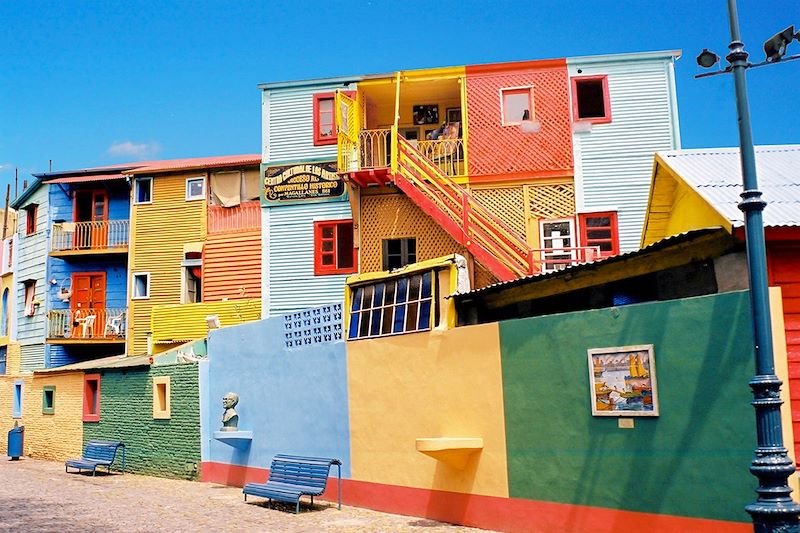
[588,344,658,416]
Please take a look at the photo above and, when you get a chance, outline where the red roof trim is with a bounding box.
[47,174,126,184]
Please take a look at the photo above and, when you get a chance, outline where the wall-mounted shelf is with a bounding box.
[213,430,253,449]
[415,437,484,469]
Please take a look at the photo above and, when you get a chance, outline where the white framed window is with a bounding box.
[134,177,153,204]
[500,86,535,126]
[132,272,150,299]
[185,177,206,201]
[539,218,577,273]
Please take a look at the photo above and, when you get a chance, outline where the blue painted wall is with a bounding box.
[202,305,351,476]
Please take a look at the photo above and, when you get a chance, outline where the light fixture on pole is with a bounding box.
[697,3,800,532]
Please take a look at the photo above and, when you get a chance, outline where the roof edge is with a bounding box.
[568,49,682,65]
[258,75,366,91]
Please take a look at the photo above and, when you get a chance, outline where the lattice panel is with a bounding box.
[470,186,527,237]
[528,183,575,219]
[360,193,468,273]
[466,67,573,177]
[283,303,343,349]
[473,262,499,290]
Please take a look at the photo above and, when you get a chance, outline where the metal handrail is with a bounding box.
[47,308,127,339]
[51,220,129,252]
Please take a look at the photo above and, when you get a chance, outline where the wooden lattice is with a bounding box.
[465,67,573,177]
[528,183,575,220]
[470,186,527,237]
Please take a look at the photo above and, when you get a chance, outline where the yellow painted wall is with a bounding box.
[0,373,83,460]
[347,322,509,497]
[150,298,260,350]
[5,343,21,374]
[129,172,207,355]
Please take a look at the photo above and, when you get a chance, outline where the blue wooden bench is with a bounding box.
[65,441,125,476]
[243,454,342,513]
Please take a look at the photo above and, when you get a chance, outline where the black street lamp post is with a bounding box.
[696,1,800,531]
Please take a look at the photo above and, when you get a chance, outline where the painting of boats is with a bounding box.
[587,344,658,417]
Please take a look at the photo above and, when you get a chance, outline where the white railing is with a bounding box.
[417,138,465,178]
[51,220,129,252]
[532,246,603,273]
[47,308,127,340]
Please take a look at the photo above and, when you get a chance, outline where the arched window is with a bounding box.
[1,288,8,337]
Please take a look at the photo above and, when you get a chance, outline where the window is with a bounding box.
[83,374,101,422]
[134,177,153,204]
[152,376,171,419]
[572,76,611,124]
[23,280,36,317]
[42,386,55,415]
[0,347,6,375]
[500,87,534,125]
[12,381,22,418]
[182,253,202,303]
[579,212,619,259]
[132,272,150,299]
[314,220,356,275]
[382,238,416,271]
[1,288,8,337]
[348,270,435,340]
[540,219,576,273]
[7,238,13,269]
[186,177,206,201]
[313,93,336,146]
[25,205,37,235]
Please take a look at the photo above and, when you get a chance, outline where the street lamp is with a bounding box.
[696,2,800,531]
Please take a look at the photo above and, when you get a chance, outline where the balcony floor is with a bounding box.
[50,248,128,257]
[47,337,126,345]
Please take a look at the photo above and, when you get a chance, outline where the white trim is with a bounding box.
[499,85,535,126]
[131,272,151,300]
[262,206,271,317]
[185,176,206,202]
[133,177,153,205]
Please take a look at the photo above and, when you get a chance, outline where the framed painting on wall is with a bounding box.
[587,344,659,417]
[446,107,462,123]
[413,105,439,125]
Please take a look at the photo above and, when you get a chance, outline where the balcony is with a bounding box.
[208,201,261,234]
[47,308,127,344]
[50,220,129,256]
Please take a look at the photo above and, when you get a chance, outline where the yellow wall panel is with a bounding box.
[150,298,260,346]
[347,323,509,497]
[129,172,207,355]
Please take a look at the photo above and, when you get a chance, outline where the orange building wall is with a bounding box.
[203,230,261,301]
[465,60,573,181]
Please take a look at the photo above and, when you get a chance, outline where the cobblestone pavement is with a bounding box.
[0,458,495,533]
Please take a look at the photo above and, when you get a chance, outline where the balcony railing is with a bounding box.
[417,138,465,178]
[358,129,391,169]
[532,246,603,273]
[208,201,261,234]
[47,308,127,340]
[51,220,129,253]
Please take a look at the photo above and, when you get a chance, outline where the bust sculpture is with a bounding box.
[221,392,239,431]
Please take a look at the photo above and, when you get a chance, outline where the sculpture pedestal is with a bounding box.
[213,430,253,449]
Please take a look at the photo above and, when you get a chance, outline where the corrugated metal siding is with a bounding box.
[150,298,260,344]
[129,173,207,355]
[203,230,261,301]
[265,202,352,316]
[568,57,679,252]
[19,343,45,372]
[16,186,48,361]
[265,83,355,164]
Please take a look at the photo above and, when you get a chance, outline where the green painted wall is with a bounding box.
[501,290,755,523]
[83,363,201,480]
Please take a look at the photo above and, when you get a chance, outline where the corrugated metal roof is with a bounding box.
[47,173,126,184]
[127,155,261,175]
[454,227,727,299]
[33,354,152,374]
[657,145,800,228]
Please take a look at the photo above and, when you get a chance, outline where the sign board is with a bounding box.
[261,162,346,206]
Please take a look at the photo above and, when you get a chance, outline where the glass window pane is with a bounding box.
[351,288,363,311]
[396,278,408,303]
[406,301,419,331]
[587,229,611,240]
[393,304,406,333]
[408,275,421,301]
[384,282,396,306]
[359,310,371,337]
[421,271,432,298]
[321,253,334,265]
[381,306,394,335]
[322,226,334,238]
[337,224,354,269]
[387,239,401,255]
[586,216,610,227]
[362,285,374,309]
[370,307,382,336]
[373,284,384,308]
[503,91,530,123]
[419,300,431,330]
[348,313,360,339]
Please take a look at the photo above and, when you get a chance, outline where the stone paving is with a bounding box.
[0,458,495,532]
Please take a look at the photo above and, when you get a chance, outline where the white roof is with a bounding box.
[657,145,800,228]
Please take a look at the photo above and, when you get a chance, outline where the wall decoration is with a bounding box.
[587,344,658,416]
[446,107,462,123]
[413,104,439,125]
[261,162,346,206]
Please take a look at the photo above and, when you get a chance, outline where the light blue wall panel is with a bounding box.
[202,307,351,476]
[263,201,352,317]
[568,55,680,252]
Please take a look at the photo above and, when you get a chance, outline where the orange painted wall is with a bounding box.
[203,230,261,301]
[465,60,573,180]
[347,322,509,497]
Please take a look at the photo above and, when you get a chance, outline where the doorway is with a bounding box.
[74,190,109,249]
[71,272,106,338]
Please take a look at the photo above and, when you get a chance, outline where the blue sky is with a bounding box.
[0,1,798,198]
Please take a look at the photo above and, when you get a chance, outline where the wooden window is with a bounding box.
[186,177,206,201]
[23,280,36,317]
[539,218,577,273]
[25,205,37,235]
[314,220,357,275]
[382,238,416,270]
[134,177,153,204]
[500,87,534,125]
[572,76,611,124]
[132,272,150,299]
[313,93,337,146]
[348,270,435,340]
[579,211,619,258]
[42,385,55,415]
[83,374,101,422]
[152,376,171,419]
[12,381,23,418]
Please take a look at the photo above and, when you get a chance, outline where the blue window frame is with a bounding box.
[12,380,23,418]
[348,270,435,340]
[0,347,6,375]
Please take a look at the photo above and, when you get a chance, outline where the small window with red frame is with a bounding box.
[25,205,37,235]
[314,220,356,275]
[579,212,619,259]
[83,374,101,422]
[572,76,611,124]
[313,93,336,146]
